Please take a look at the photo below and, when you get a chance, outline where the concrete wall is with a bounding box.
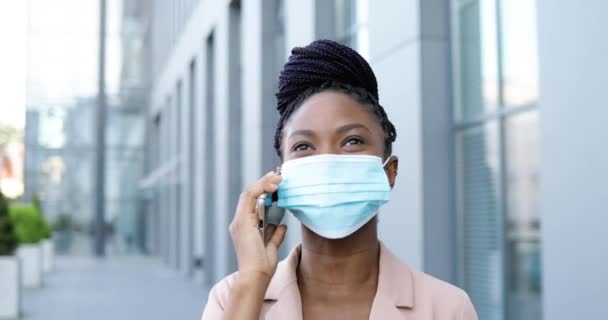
[537,1,608,319]
[369,0,455,282]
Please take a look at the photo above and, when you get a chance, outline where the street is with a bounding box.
[21,256,209,320]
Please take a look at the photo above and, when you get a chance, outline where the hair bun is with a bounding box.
[276,39,379,115]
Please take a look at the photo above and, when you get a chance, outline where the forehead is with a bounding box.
[284,90,380,133]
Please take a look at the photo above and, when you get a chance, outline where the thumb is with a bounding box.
[267,224,288,250]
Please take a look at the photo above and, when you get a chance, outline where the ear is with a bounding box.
[384,156,399,189]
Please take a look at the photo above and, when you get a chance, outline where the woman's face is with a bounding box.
[281,90,398,187]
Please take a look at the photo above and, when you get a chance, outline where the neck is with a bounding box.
[297,218,380,289]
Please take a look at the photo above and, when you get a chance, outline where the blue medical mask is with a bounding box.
[277,154,392,239]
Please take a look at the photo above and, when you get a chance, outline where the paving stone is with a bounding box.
[21,256,209,320]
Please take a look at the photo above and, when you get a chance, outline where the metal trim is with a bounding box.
[454,103,536,130]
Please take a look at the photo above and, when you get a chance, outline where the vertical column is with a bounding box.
[168,94,178,268]
[161,99,171,265]
[368,0,424,270]
[154,116,161,256]
[204,33,217,284]
[241,0,264,187]
[285,0,316,50]
[144,115,154,254]
[182,59,197,277]
[157,110,165,260]
[175,81,183,271]
[213,7,230,282]
[242,0,298,256]
[94,0,107,257]
[241,0,271,259]
[368,0,456,284]
[193,43,208,284]
[226,1,243,274]
[537,1,608,319]
[180,66,193,276]
[419,0,456,284]
[282,0,317,253]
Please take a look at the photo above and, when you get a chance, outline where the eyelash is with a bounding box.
[292,142,313,152]
[343,136,365,146]
[291,136,366,152]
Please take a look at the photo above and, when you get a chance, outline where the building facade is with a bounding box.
[139,1,608,320]
[24,0,148,255]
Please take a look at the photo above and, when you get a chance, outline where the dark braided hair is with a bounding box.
[274,39,397,158]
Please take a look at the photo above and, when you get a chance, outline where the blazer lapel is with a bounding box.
[262,242,414,320]
[369,294,406,320]
[263,282,303,320]
[369,242,416,319]
[263,245,303,320]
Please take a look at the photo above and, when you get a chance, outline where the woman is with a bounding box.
[202,40,477,320]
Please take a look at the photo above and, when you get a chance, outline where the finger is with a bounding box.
[235,172,282,219]
[264,224,277,245]
[267,224,287,250]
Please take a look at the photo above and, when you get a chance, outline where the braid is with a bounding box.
[274,40,397,158]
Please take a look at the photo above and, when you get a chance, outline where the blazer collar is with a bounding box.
[264,245,303,320]
[376,241,415,308]
[265,245,301,301]
[263,241,415,319]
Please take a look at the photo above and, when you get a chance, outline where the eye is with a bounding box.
[292,142,313,152]
[343,136,365,146]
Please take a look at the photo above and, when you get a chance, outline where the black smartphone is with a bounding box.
[256,191,285,244]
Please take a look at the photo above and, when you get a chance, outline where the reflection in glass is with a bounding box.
[500,0,539,107]
[457,122,504,320]
[457,0,500,120]
[334,0,356,37]
[25,0,147,256]
[334,0,369,59]
[506,111,542,320]
[455,1,542,319]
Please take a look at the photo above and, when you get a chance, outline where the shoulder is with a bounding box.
[410,269,477,319]
[200,272,239,320]
[201,246,301,319]
[379,242,476,319]
[411,269,466,302]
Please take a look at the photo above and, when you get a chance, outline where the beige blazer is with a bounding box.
[202,242,477,319]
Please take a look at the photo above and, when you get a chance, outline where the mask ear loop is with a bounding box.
[382,155,394,168]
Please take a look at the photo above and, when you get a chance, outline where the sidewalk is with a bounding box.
[21,256,209,320]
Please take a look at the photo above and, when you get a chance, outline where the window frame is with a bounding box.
[450,0,541,319]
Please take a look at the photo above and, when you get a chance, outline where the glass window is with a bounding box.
[453,1,541,320]
[455,0,500,120]
[457,122,504,320]
[500,0,539,107]
[456,0,539,119]
[334,0,369,59]
[505,111,541,320]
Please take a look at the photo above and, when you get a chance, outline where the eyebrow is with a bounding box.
[288,123,371,139]
[336,123,371,134]
[288,129,316,139]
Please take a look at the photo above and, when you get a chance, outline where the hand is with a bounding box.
[229,171,288,283]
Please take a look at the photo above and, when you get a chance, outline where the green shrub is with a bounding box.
[0,191,18,255]
[9,204,47,244]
